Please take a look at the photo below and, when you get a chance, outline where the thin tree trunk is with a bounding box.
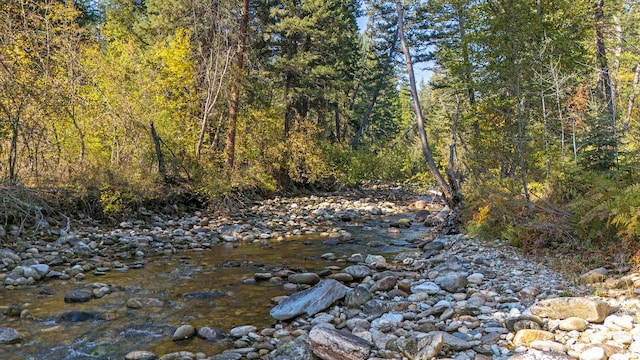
[9,121,18,185]
[623,62,640,134]
[515,70,532,214]
[551,63,566,166]
[195,47,232,160]
[612,15,623,111]
[225,0,249,171]
[447,95,462,194]
[334,108,341,143]
[594,0,617,158]
[395,0,459,208]
[351,92,377,149]
[149,121,167,182]
[540,78,550,181]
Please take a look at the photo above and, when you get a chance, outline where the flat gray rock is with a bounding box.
[270,279,349,320]
[64,289,92,303]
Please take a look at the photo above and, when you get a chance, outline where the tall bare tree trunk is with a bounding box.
[515,71,532,214]
[395,0,460,209]
[195,47,232,160]
[224,0,249,172]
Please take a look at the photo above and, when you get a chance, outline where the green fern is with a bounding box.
[607,183,640,248]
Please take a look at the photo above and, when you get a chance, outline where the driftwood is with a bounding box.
[0,186,70,240]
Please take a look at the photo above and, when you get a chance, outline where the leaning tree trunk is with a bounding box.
[395,0,461,210]
[150,122,167,182]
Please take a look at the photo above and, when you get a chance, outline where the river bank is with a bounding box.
[0,185,639,360]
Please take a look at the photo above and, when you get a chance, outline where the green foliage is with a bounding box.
[99,186,126,215]
[462,177,576,249]
[577,102,618,172]
[549,170,640,253]
[606,183,640,249]
[326,142,429,186]
[462,178,521,242]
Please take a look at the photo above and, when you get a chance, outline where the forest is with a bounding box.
[0,0,639,265]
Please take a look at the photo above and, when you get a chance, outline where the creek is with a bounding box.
[1,219,427,359]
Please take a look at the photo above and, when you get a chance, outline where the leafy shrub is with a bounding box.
[99,185,127,215]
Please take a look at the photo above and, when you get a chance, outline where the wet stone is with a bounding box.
[230,325,257,338]
[158,351,196,360]
[172,325,196,341]
[0,327,23,344]
[64,289,92,303]
[59,311,97,322]
[288,272,321,285]
[127,298,144,309]
[125,350,159,360]
[254,272,272,280]
[179,290,226,299]
[197,326,228,342]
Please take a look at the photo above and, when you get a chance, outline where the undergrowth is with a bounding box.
[462,169,640,276]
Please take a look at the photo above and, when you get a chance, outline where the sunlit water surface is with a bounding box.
[0,221,427,359]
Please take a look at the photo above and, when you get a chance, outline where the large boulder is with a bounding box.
[530,297,611,323]
[270,279,349,320]
[309,325,371,360]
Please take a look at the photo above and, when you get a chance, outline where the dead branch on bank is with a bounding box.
[0,185,69,241]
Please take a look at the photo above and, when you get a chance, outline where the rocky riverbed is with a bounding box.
[1,185,640,360]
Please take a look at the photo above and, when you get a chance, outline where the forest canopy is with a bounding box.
[0,0,639,259]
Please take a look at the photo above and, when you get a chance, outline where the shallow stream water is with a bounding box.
[0,220,427,359]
